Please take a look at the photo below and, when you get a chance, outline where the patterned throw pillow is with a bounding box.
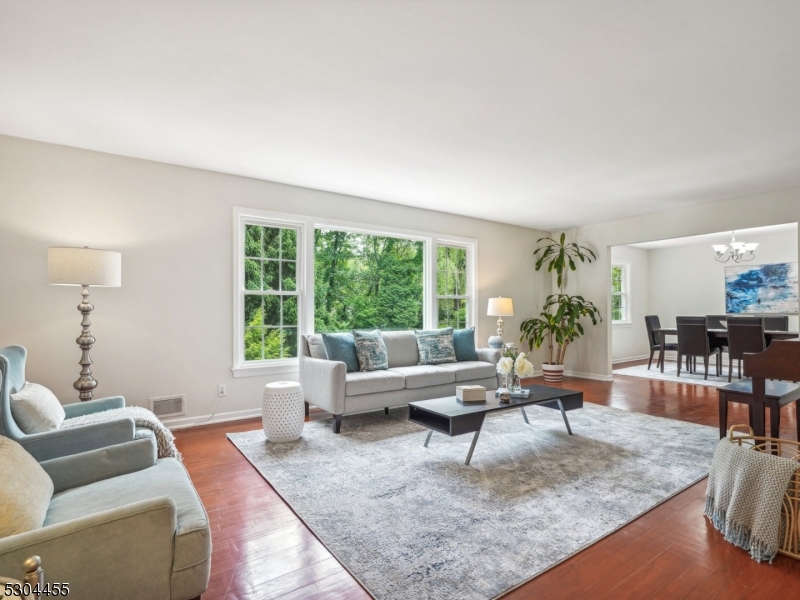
[10,382,66,434]
[453,327,479,361]
[352,329,389,371]
[415,328,457,365]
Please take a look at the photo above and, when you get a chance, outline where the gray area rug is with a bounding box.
[614,360,734,388]
[228,403,718,599]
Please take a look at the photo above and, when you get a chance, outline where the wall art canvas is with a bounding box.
[725,262,799,314]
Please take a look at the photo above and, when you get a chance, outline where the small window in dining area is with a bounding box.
[611,263,629,324]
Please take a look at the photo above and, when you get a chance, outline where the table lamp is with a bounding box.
[487,297,514,348]
[48,247,121,401]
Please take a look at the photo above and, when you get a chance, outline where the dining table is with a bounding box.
[655,327,800,373]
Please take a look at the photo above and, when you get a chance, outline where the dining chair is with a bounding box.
[763,316,789,332]
[676,316,722,380]
[726,316,765,382]
[644,315,677,370]
[705,315,727,329]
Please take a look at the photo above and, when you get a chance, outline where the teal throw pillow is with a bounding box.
[453,327,478,361]
[321,332,360,373]
[415,328,457,365]
[353,329,389,371]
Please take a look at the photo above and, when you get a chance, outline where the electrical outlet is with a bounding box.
[218,384,227,397]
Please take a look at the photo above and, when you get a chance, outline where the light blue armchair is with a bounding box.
[0,345,154,461]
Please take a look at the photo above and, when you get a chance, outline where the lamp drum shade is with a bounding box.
[47,247,121,287]
[487,297,514,317]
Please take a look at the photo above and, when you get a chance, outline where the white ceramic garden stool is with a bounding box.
[262,381,305,442]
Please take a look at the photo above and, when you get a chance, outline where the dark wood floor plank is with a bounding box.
[174,359,799,599]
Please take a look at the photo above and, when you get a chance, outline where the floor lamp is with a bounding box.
[48,247,121,401]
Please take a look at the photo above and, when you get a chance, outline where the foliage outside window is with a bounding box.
[314,229,424,332]
[243,224,299,360]
[437,246,469,329]
[611,264,629,323]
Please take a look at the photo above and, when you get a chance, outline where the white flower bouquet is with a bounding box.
[496,349,534,391]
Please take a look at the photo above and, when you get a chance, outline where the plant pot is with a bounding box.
[541,363,564,383]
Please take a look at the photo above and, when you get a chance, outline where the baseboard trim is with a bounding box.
[165,407,262,430]
[563,370,615,382]
[611,354,651,365]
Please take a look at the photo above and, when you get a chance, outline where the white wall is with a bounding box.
[0,135,550,425]
[610,245,651,362]
[648,229,799,330]
[564,186,800,379]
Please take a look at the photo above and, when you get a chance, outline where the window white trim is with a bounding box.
[232,208,478,376]
[611,261,631,326]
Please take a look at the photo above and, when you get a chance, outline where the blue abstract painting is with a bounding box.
[725,262,798,314]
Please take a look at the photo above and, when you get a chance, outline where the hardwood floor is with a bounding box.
[175,361,800,599]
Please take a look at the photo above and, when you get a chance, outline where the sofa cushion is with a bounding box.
[436,361,498,382]
[415,328,457,365]
[353,329,389,371]
[45,458,210,572]
[345,370,406,396]
[0,437,54,538]
[10,381,66,433]
[322,332,359,372]
[453,327,479,362]
[388,366,455,389]
[306,334,328,359]
[382,331,420,368]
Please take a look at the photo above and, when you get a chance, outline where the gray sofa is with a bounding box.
[300,331,502,432]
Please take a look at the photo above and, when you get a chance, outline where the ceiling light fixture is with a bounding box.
[712,231,758,263]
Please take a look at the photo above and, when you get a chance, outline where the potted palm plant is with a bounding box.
[520,233,602,383]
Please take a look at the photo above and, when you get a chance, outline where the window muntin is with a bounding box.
[314,229,424,332]
[242,224,299,360]
[611,264,629,323]
[437,245,469,329]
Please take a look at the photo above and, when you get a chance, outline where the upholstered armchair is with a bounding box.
[0,436,211,600]
[0,345,154,461]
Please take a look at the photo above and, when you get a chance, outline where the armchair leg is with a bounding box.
[385,407,389,415]
[333,414,342,434]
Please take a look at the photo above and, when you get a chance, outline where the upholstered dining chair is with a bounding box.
[726,316,766,383]
[676,316,722,380]
[0,345,154,461]
[763,316,789,332]
[644,315,677,370]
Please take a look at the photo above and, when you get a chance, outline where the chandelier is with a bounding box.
[712,231,758,263]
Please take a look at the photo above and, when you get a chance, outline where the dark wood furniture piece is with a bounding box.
[644,315,677,370]
[718,378,800,438]
[726,316,765,382]
[408,384,583,465]
[744,339,800,437]
[705,315,728,329]
[763,315,789,331]
[656,327,798,373]
[676,316,721,380]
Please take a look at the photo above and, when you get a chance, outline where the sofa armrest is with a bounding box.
[63,395,125,418]
[19,418,136,462]
[0,498,176,598]
[476,348,502,364]
[300,356,346,415]
[40,438,158,493]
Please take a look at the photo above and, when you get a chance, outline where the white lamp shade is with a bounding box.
[487,297,514,317]
[48,247,122,287]
[711,245,728,253]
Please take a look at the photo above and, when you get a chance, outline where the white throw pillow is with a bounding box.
[0,436,54,537]
[10,382,66,433]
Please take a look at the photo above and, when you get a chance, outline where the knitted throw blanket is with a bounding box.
[704,437,796,562]
[61,406,181,460]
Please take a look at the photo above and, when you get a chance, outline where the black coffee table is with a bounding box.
[408,383,583,465]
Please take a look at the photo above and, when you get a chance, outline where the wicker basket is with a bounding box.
[726,425,800,560]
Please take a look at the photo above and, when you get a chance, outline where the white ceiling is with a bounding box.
[2,1,800,230]
[628,222,798,249]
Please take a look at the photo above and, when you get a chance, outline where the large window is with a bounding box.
[233,208,476,375]
[241,223,300,363]
[314,229,424,332]
[437,245,469,329]
[611,263,629,324]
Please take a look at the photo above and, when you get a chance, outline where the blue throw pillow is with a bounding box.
[353,329,389,371]
[453,327,479,361]
[321,332,360,373]
[415,328,457,365]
